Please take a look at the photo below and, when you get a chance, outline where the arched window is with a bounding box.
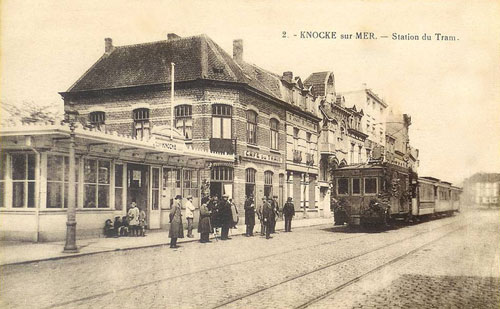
[133,108,150,139]
[245,168,256,198]
[175,105,192,139]
[246,110,257,144]
[89,111,105,130]
[270,118,279,150]
[212,104,232,139]
[264,171,273,198]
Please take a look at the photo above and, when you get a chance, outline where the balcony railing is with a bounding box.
[293,150,302,163]
[210,138,236,155]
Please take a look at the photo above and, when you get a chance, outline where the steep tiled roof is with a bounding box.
[68,35,251,92]
[66,34,320,120]
[304,71,332,97]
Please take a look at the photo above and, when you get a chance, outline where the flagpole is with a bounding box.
[171,62,175,140]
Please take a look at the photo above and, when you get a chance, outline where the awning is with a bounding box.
[0,123,234,168]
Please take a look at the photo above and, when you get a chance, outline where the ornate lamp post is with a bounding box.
[63,102,79,253]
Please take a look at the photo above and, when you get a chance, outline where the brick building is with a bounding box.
[305,72,368,212]
[60,34,320,215]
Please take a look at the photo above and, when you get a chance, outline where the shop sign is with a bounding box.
[244,150,282,163]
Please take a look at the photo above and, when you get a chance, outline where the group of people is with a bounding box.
[244,195,296,239]
[168,193,295,247]
[169,194,240,247]
[104,201,147,238]
[105,194,296,246]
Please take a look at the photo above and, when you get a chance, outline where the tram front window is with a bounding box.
[337,178,349,195]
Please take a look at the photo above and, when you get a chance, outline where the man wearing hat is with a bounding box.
[219,194,232,240]
[185,195,195,238]
[169,195,184,248]
[270,195,280,233]
[283,197,295,232]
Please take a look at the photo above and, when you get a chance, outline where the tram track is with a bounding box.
[293,225,465,309]
[211,221,464,309]
[42,218,460,309]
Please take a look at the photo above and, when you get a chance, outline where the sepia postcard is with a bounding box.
[0,0,499,308]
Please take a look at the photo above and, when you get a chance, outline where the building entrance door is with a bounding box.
[127,163,149,227]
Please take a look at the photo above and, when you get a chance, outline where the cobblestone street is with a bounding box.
[1,210,498,309]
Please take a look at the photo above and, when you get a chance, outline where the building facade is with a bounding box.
[462,173,500,208]
[340,86,388,159]
[60,34,321,217]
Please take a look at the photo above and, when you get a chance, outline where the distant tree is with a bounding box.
[1,100,62,126]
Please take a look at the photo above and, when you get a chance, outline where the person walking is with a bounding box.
[185,195,195,238]
[127,201,140,236]
[283,197,295,232]
[244,195,255,236]
[262,198,273,239]
[169,195,184,248]
[257,197,265,236]
[219,194,232,240]
[198,196,212,243]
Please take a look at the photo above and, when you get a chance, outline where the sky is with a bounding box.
[1,0,499,184]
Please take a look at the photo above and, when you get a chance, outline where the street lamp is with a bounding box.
[63,102,79,253]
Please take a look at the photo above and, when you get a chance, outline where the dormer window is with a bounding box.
[89,111,105,130]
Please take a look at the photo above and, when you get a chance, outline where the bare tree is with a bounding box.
[1,100,62,126]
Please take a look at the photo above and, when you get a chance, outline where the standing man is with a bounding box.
[185,195,195,238]
[283,197,295,232]
[262,198,273,239]
[219,194,232,240]
[169,195,184,248]
[270,195,280,233]
[198,196,212,243]
[257,197,266,236]
[244,195,255,236]
[127,201,140,237]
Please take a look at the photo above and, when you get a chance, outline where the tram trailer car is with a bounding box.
[414,177,461,219]
[332,162,461,227]
[331,162,417,226]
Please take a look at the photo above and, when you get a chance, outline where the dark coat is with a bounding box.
[244,199,255,226]
[198,202,212,234]
[283,201,295,217]
[208,200,220,228]
[168,200,184,238]
[218,199,233,226]
[262,201,273,226]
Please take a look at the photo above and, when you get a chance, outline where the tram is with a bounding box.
[331,162,461,227]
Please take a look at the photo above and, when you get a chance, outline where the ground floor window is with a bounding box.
[183,169,199,198]
[0,151,5,208]
[47,155,79,208]
[152,167,160,210]
[264,171,273,198]
[83,159,110,208]
[210,166,233,198]
[11,153,36,208]
[115,164,124,210]
[245,168,256,198]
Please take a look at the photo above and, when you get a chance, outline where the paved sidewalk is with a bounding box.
[0,216,332,266]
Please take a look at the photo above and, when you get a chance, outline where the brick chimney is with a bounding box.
[282,71,293,83]
[104,38,114,54]
[167,33,181,40]
[233,39,243,62]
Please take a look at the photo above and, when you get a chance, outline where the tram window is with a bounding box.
[352,178,361,195]
[337,178,349,195]
[364,178,377,194]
